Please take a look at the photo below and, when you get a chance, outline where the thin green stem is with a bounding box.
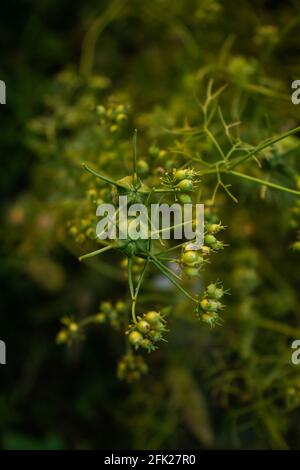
[79,244,114,261]
[83,163,126,189]
[132,129,138,184]
[229,170,300,196]
[252,316,300,338]
[131,259,149,323]
[79,0,126,78]
[154,188,177,193]
[155,239,195,256]
[205,127,226,160]
[151,254,182,281]
[148,252,196,303]
[127,258,135,300]
[127,257,138,324]
[201,166,300,197]
[150,217,194,237]
[228,126,300,170]
[219,177,238,203]
[135,259,149,299]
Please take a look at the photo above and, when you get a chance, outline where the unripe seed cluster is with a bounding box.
[117,354,148,383]
[160,167,201,204]
[56,300,127,346]
[179,219,225,278]
[127,311,167,352]
[181,247,205,278]
[95,300,126,329]
[197,283,226,326]
[204,221,225,251]
[96,102,129,133]
[56,317,83,345]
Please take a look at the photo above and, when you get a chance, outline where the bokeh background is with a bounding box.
[1,0,300,450]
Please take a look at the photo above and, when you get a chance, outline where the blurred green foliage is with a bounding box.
[1,0,300,450]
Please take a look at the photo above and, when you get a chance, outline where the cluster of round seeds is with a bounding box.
[56,301,127,346]
[180,247,205,278]
[148,145,174,170]
[196,283,226,326]
[66,180,114,246]
[86,186,110,206]
[56,317,83,345]
[204,221,225,251]
[179,220,225,278]
[117,354,148,383]
[67,216,98,244]
[127,311,167,352]
[161,167,201,204]
[204,199,221,224]
[96,102,129,133]
[94,300,126,329]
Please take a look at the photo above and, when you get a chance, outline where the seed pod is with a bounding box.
[183,266,199,278]
[115,301,126,312]
[68,226,78,237]
[200,298,210,311]
[110,124,118,133]
[208,223,223,233]
[101,301,112,313]
[292,241,300,251]
[211,240,224,250]
[158,149,167,159]
[69,322,78,332]
[106,108,113,118]
[204,234,217,246]
[141,339,153,351]
[209,300,222,311]
[94,313,105,323]
[75,233,85,244]
[116,113,127,123]
[178,193,192,204]
[201,312,219,326]
[174,169,189,181]
[149,146,160,157]
[152,320,165,332]
[137,320,150,334]
[137,160,149,175]
[207,283,224,299]
[177,179,193,192]
[144,311,161,325]
[86,188,98,201]
[116,104,125,113]
[96,105,106,117]
[86,227,95,239]
[201,246,211,255]
[148,330,162,342]
[128,331,143,348]
[56,330,68,344]
[182,250,201,266]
